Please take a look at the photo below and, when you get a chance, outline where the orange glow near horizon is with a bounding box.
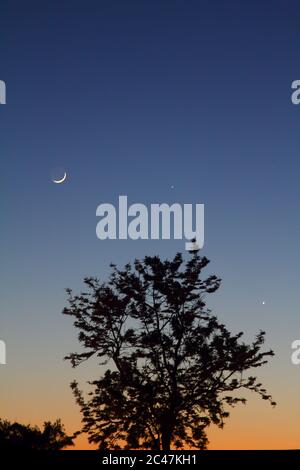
[2,339,299,451]
[69,394,300,450]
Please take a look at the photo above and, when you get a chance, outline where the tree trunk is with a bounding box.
[161,411,175,450]
[161,432,171,450]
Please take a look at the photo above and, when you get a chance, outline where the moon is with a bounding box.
[53,172,67,184]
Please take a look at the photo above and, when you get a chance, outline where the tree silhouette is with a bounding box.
[0,419,74,450]
[63,251,275,450]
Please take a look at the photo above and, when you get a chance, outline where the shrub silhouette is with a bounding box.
[0,419,74,450]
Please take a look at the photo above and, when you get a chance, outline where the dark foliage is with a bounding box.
[0,418,75,450]
[64,251,275,450]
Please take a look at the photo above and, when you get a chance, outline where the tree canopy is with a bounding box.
[0,419,74,450]
[64,251,275,450]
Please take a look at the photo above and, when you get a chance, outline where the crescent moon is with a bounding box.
[53,172,67,184]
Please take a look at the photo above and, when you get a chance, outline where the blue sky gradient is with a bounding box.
[1,0,300,448]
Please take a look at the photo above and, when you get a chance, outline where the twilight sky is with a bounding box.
[1,0,300,449]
